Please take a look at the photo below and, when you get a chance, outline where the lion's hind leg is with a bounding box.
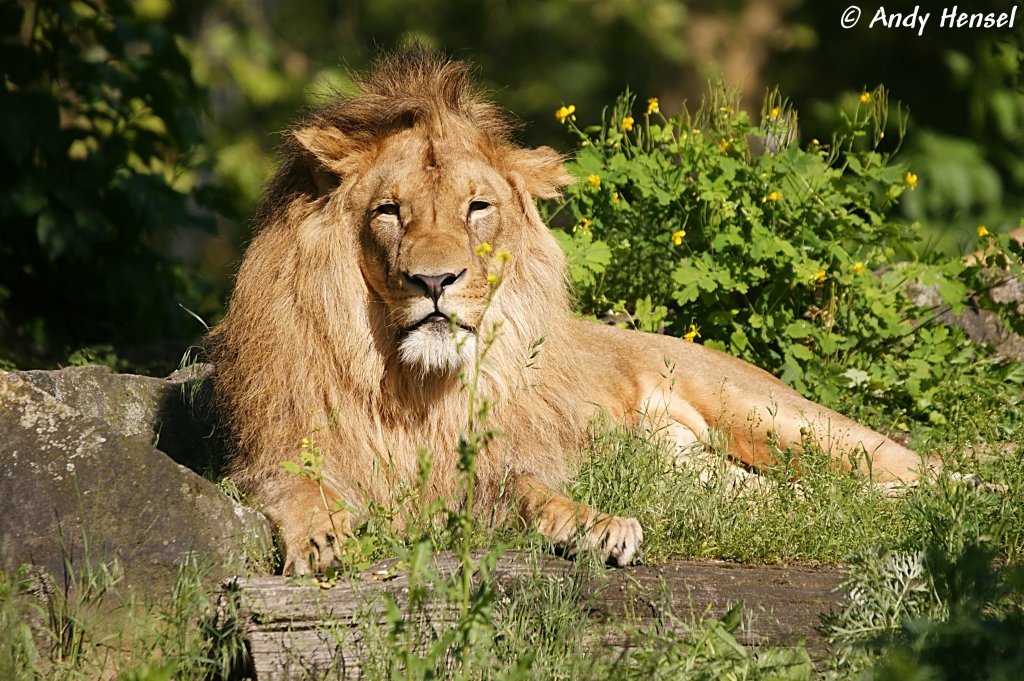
[766,398,935,484]
[512,475,643,567]
[637,383,759,490]
[708,385,937,487]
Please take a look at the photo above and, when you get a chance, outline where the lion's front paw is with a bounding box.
[268,503,352,576]
[280,525,347,577]
[541,508,644,567]
[517,477,644,567]
[587,514,644,567]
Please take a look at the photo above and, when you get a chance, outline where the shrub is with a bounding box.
[551,87,1024,431]
[0,0,219,366]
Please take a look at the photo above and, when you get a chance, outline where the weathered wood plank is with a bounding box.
[230,553,848,680]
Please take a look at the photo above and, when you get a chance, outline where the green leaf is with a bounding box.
[784,320,816,339]
[720,602,744,631]
[755,646,813,680]
[936,277,969,314]
[789,344,815,360]
[844,368,870,387]
[551,230,611,287]
[730,328,749,352]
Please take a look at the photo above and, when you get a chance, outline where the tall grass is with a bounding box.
[0,551,247,681]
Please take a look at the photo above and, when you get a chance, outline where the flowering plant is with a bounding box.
[549,87,1024,429]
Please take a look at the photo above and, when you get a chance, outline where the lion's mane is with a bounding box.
[208,50,589,523]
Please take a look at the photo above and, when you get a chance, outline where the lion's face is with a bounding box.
[348,130,520,374]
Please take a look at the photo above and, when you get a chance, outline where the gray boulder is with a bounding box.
[0,366,273,592]
[12,363,222,475]
[906,274,1024,360]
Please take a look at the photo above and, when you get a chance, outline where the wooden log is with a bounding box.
[229,552,848,680]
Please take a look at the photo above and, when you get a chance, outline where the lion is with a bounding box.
[208,50,932,575]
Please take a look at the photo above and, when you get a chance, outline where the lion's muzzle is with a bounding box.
[403,270,466,304]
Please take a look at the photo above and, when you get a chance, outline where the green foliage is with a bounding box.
[771,4,1024,254]
[554,87,1024,428]
[65,344,126,371]
[627,603,813,680]
[871,554,1024,681]
[822,438,1024,678]
[0,0,219,363]
[0,549,244,680]
[826,543,1024,680]
[0,569,40,679]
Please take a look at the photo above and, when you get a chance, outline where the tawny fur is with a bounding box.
[208,49,930,574]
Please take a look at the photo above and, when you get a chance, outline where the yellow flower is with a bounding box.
[574,217,593,234]
[621,116,634,132]
[765,191,782,203]
[475,242,493,257]
[977,225,990,237]
[554,104,576,124]
[646,97,659,115]
[486,273,499,286]
[770,106,781,119]
[612,192,620,205]
[683,324,701,342]
[859,91,871,104]
[301,437,310,447]
[813,270,827,283]
[853,262,864,274]
[720,106,733,115]
[496,250,512,263]
[905,172,918,190]
[718,139,731,153]
[587,174,601,189]
[671,229,686,245]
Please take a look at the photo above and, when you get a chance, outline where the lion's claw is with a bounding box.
[282,530,345,576]
[548,512,644,567]
[591,515,644,567]
[267,495,352,576]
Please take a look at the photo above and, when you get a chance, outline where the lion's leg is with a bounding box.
[636,384,759,488]
[636,357,934,485]
[717,391,936,483]
[783,405,932,481]
[769,412,998,492]
[511,475,642,567]
[262,478,353,576]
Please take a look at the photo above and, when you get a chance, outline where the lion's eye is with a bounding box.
[468,200,492,216]
[374,202,400,218]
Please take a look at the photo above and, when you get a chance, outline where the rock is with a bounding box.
[905,275,1024,360]
[0,367,273,593]
[13,363,220,475]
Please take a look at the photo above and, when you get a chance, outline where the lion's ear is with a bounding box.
[506,146,574,200]
[292,125,353,194]
[293,125,351,168]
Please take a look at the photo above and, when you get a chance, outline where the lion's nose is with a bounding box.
[404,270,464,303]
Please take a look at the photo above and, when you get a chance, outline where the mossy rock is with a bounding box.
[0,366,273,593]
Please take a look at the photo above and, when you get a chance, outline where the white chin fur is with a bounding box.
[398,325,477,374]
